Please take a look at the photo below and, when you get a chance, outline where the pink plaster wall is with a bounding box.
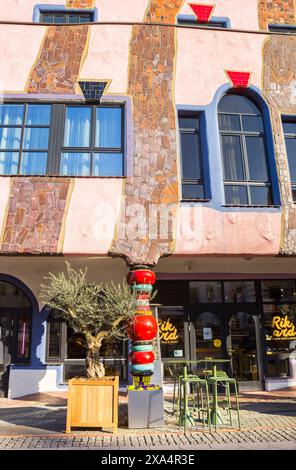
[98,0,148,22]
[63,178,124,254]
[180,0,259,30]
[80,25,132,93]
[0,178,11,240]
[0,0,64,22]
[175,29,266,106]
[0,25,46,92]
[175,207,281,255]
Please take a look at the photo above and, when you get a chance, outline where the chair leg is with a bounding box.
[226,382,232,425]
[213,382,218,432]
[172,376,176,412]
[234,381,241,431]
[205,382,211,433]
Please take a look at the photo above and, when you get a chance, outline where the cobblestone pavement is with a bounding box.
[0,389,295,449]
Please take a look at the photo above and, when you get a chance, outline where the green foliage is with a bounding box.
[40,262,138,341]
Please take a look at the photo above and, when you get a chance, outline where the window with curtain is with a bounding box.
[179,112,205,200]
[282,119,296,202]
[0,103,124,177]
[0,104,51,175]
[218,94,273,206]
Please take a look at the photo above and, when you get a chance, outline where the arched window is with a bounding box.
[218,94,273,206]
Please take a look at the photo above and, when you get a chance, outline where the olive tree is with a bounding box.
[40,262,137,379]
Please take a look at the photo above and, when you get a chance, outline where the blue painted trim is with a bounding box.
[33,4,98,22]
[268,23,296,32]
[177,83,281,211]
[177,14,231,28]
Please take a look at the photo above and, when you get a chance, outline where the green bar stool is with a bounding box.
[179,374,212,433]
[207,371,241,432]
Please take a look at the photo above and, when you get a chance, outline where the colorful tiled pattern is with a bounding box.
[225,70,251,88]
[258,0,295,30]
[1,178,71,254]
[188,3,215,23]
[66,0,94,8]
[78,81,108,101]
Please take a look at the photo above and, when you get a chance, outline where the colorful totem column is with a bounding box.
[127,267,158,389]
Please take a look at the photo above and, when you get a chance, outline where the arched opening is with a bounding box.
[230,312,259,381]
[0,280,33,396]
[218,93,273,206]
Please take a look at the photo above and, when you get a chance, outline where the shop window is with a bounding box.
[230,312,259,381]
[189,281,222,303]
[0,103,124,177]
[282,119,296,202]
[194,312,222,359]
[158,307,185,359]
[218,94,273,206]
[261,280,296,303]
[263,303,296,377]
[224,281,256,303]
[179,112,207,200]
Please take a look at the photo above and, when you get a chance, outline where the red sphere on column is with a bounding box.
[127,269,156,286]
[129,350,155,365]
[127,315,158,341]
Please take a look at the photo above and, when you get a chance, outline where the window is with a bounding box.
[40,12,94,24]
[282,119,296,202]
[218,94,273,206]
[177,15,229,29]
[179,113,205,200]
[268,24,296,34]
[0,103,124,177]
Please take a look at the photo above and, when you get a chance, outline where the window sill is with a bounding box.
[222,204,281,208]
[181,199,210,203]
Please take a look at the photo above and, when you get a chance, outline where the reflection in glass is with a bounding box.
[190,281,222,303]
[285,138,296,182]
[195,313,222,372]
[0,104,24,125]
[0,281,30,307]
[262,280,296,302]
[20,152,47,175]
[181,132,201,179]
[224,281,256,303]
[158,309,184,359]
[230,312,258,381]
[93,153,123,176]
[225,185,248,205]
[60,152,91,176]
[0,127,21,149]
[96,108,122,148]
[218,114,241,131]
[0,152,19,174]
[246,136,268,181]
[182,183,204,199]
[23,128,49,150]
[26,105,51,126]
[48,321,62,358]
[222,135,244,180]
[250,186,272,206]
[64,107,91,147]
[16,312,31,359]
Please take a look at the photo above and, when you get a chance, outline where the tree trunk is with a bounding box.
[86,345,105,379]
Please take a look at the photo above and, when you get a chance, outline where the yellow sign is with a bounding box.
[158,318,179,344]
[272,315,296,339]
[213,339,222,348]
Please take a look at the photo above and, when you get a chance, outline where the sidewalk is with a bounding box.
[0,388,295,450]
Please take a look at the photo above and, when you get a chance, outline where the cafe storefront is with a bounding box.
[155,279,296,391]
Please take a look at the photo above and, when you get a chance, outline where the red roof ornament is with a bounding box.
[188,3,215,23]
[225,70,251,88]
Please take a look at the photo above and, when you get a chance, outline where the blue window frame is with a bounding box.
[218,94,273,206]
[177,15,230,29]
[0,103,124,177]
[33,5,98,24]
[179,112,206,200]
[268,24,296,34]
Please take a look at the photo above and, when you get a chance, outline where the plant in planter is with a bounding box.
[40,262,138,433]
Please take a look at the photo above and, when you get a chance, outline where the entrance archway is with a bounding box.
[0,280,33,396]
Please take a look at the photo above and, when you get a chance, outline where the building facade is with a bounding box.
[0,0,296,397]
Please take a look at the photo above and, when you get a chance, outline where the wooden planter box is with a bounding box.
[66,376,119,433]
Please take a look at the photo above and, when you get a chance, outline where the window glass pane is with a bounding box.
[179,116,199,130]
[218,95,260,114]
[0,152,19,174]
[79,15,92,23]
[53,15,66,24]
[0,105,23,125]
[246,136,269,181]
[93,153,123,176]
[283,121,296,135]
[225,185,248,204]
[182,183,204,199]
[64,107,91,147]
[0,281,30,307]
[60,152,91,176]
[218,114,241,131]
[23,128,49,150]
[96,108,122,148]
[67,329,86,359]
[285,137,296,182]
[0,127,21,149]
[250,186,272,205]
[292,186,296,202]
[16,312,31,359]
[69,14,80,23]
[190,281,222,303]
[242,115,263,133]
[158,308,184,359]
[230,312,259,381]
[262,280,296,302]
[222,135,244,180]
[181,132,201,179]
[41,14,54,23]
[20,152,47,175]
[48,322,62,358]
[263,304,296,377]
[224,281,256,302]
[26,105,51,126]
[194,312,223,361]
